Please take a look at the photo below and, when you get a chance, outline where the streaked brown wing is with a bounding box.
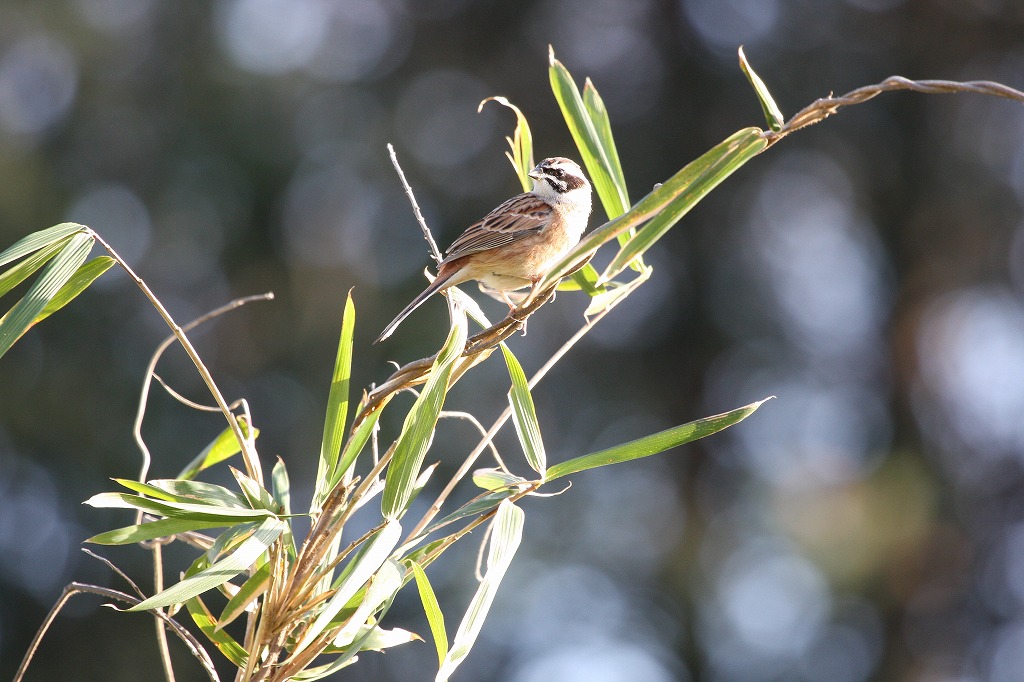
[441,193,553,263]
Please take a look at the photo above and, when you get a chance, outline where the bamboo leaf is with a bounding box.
[185,595,249,668]
[739,46,784,132]
[500,344,546,475]
[146,479,250,509]
[85,492,276,522]
[0,222,86,269]
[0,231,94,359]
[549,46,629,222]
[315,289,356,508]
[218,561,273,629]
[412,561,448,666]
[332,559,404,648]
[0,238,69,298]
[178,419,258,480]
[601,127,767,283]
[129,517,284,611]
[33,256,114,324]
[382,315,466,519]
[436,500,524,681]
[479,96,535,192]
[472,468,528,491]
[294,519,402,654]
[535,127,766,294]
[582,78,629,211]
[86,517,228,545]
[544,397,773,482]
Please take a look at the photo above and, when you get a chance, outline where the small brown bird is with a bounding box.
[376,157,592,342]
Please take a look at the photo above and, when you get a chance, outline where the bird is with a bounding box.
[376,157,592,343]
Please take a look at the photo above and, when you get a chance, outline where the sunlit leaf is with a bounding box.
[544,397,773,482]
[294,519,402,655]
[85,491,276,523]
[0,238,69,298]
[0,231,93,359]
[86,517,228,545]
[601,127,767,282]
[178,419,258,480]
[382,314,466,519]
[185,595,249,668]
[315,289,356,509]
[436,500,524,681]
[500,344,546,475]
[412,561,448,666]
[479,96,535,192]
[548,46,629,222]
[218,561,272,629]
[33,256,114,324]
[739,46,784,132]
[472,468,528,491]
[0,222,86,269]
[129,517,284,611]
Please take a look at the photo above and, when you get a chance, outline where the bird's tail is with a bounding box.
[375,271,453,343]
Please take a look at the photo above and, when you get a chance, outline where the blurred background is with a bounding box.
[2,1,1024,680]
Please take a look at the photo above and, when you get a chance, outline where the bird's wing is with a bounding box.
[441,193,553,263]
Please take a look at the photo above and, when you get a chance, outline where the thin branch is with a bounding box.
[14,582,220,682]
[388,143,442,263]
[131,290,275,485]
[767,76,1024,145]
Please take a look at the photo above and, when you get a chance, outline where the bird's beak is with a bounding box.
[528,167,542,180]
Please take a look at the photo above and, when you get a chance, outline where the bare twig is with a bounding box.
[14,582,219,682]
[388,143,442,263]
[131,290,275,485]
[766,77,1024,145]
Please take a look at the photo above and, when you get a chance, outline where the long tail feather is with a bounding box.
[375,272,453,343]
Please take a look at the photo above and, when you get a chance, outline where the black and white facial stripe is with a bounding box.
[535,157,587,194]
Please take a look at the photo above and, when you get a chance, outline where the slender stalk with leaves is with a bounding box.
[5,46,1024,682]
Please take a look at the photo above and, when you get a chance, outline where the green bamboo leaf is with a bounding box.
[0,231,93,359]
[601,128,767,283]
[472,468,528,491]
[0,238,69,298]
[422,490,517,537]
[294,519,402,654]
[272,458,297,560]
[185,595,249,667]
[177,419,258,480]
[479,96,535,192]
[352,625,420,652]
[86,517,228,545]
[549,46,629,222]
[332,559,404,648]
[315,289,356,508]
[544,397,773,482]
[534,127,765,294]
[412,561,448,666]
[436,500,524,682]
[33,256,114,324]
[129,517,284,611]
[382,314,466,519]
[0,222,87,269]
[146,479,250,509]
[328,405,382,495]
[500,344,546,475]
[231,468,278,511]
[739,46,785,132]
[85,491,276,522]
[218,560,273,629]
[582,78,629,211]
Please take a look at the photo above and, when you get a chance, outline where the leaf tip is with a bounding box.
[548,44,556,66]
